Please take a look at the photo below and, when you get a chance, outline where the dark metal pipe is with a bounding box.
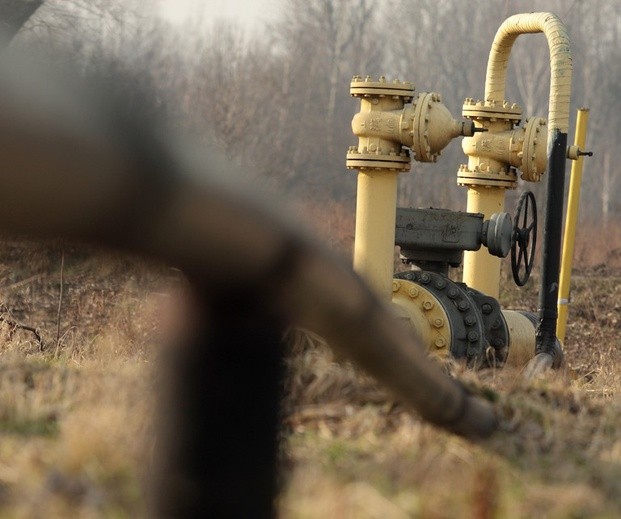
[0,0,43,43]
[534,129,567,369]
[152,297,285,517]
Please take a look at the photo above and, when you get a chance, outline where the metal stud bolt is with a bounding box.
[422,300,434,311]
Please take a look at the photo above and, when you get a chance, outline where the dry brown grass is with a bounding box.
[280,341,621,518]
[574,222,621,271]
[0,242,166,517]
[0,359,153,518]
[0,220,618,517]
[278,223,621,518]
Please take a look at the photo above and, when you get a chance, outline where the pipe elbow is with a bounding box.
[485,12,572,134]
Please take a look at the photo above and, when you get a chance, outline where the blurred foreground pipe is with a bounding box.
[0,51,497,440]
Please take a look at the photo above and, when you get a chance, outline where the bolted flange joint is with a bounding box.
[458,98,522,188]
[350,75,415,102]
[347,75,414,173]
[347,75,474,173]
[458,99,548,187]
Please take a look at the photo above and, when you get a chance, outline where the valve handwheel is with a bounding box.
[511,191,537,286]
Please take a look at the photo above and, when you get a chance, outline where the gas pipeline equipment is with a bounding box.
[347,12,591,372]
[0,18,502,516]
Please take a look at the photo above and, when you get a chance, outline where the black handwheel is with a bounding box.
[511,191,537,286]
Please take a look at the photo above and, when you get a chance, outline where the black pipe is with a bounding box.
[535,129,567,368]
[152,292,285,518]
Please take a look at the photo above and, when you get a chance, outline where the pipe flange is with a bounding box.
[520,117,547,182]
[392,279,452,357]
[412,92,437,162]
[462,98,522,123]
[346,146,411,172]
[395,271,487,367]
[457,164,518,188]
[466,288,510,367]
[350,75,414,102]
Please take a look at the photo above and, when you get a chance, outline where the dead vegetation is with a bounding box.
[0,227,617,517]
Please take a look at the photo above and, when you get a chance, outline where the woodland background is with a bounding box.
[12,0,619,241]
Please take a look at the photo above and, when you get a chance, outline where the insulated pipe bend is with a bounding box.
[485,12,572,133]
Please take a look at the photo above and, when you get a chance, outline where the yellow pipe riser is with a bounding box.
[557,108,590,343]
[462,187,505,299]
[353,169,399,301]
[349,76,472,301]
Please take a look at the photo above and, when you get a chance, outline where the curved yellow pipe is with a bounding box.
[465,13,572,298]
[485,12,572,132]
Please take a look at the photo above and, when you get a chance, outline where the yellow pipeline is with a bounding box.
[353,170,399,301]
[503,310,537,367]
[463,12,572,296]
[557,109,590,343]
[462,187,505,299]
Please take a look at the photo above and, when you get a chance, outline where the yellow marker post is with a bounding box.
[557,108,590,343]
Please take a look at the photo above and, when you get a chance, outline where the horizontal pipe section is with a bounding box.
[503,310,536,367]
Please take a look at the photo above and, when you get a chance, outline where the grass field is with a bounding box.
[0,228,618,518]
